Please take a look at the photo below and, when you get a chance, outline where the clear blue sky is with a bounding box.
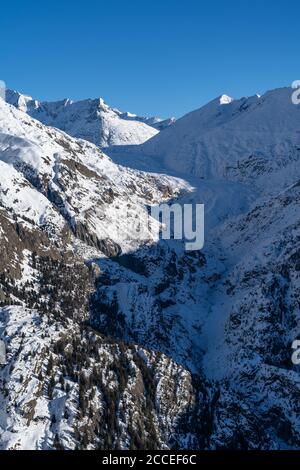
[1,0,300,118]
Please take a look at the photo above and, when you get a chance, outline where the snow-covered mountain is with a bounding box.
[105,86,300,449]
[110,88,300,180]
[6,90,174,148]
[1,86,300,450]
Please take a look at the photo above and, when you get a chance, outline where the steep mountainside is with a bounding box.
[105,86,300,449]
[1,86,300,450]
[0,98,201,450]
[6,90,174,148]
[110,88,300,180]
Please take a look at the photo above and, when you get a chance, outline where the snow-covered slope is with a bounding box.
[104,86,300,449]
[0,97,186,255]
[0,96,199,450]
[2,85,300,450]
[112,87,300,182]
[0,305,201,450]
[5,90,173,148]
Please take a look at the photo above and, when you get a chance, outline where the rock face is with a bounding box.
[1,86,300,450]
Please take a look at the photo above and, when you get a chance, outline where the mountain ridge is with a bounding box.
[6,90,175,148]
[1,85,300,449]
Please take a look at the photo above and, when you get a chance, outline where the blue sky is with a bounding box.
[1,0,300,117]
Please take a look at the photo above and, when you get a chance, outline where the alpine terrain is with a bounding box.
[1,86,300,450]
[6,90,175,148]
